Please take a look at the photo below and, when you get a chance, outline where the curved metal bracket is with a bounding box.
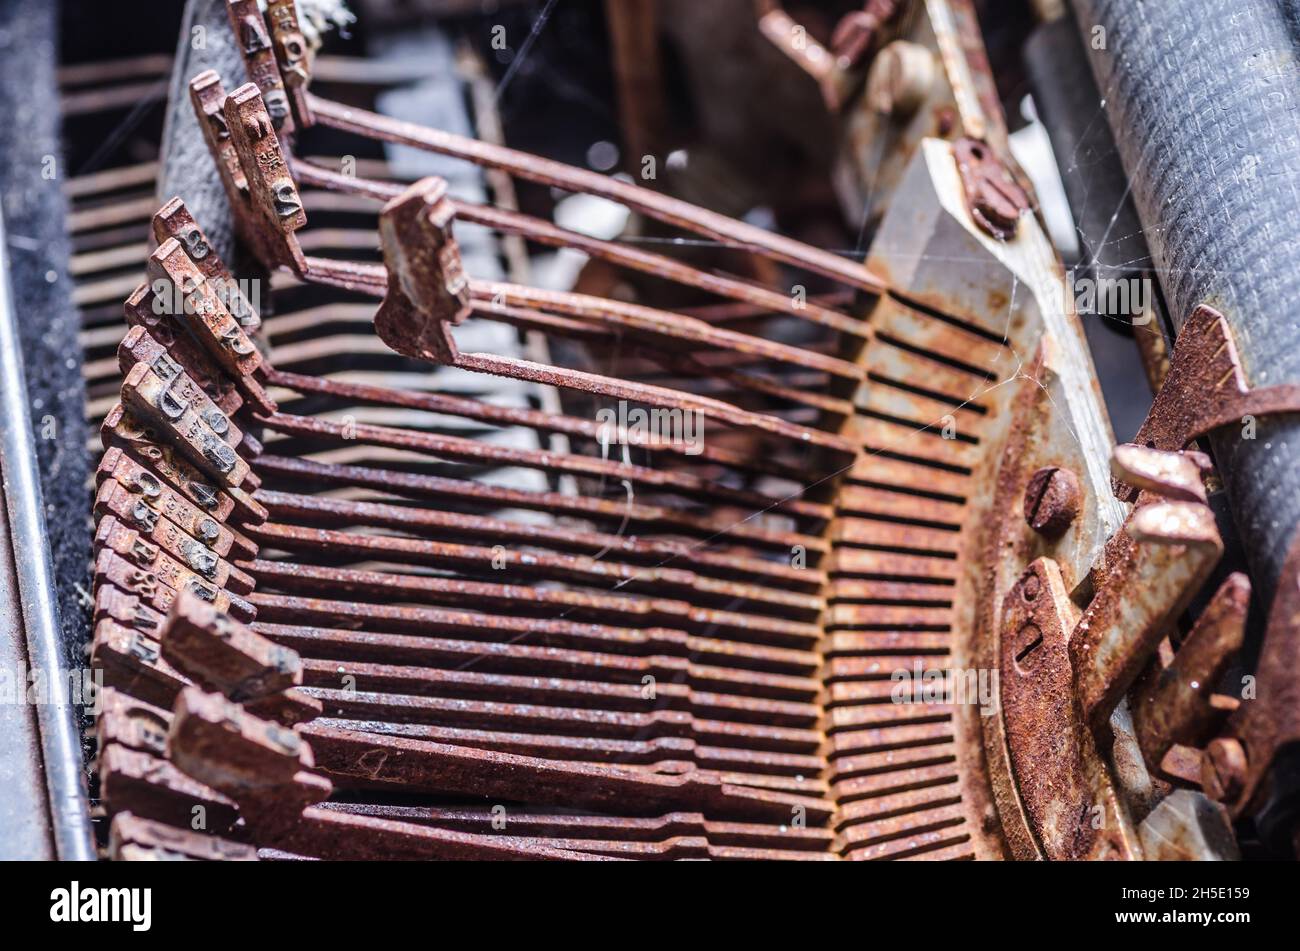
[1120,304,1300,501]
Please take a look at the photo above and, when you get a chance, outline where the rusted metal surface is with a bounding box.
[953,138,1030,241]
[1071,488,1223,730]
[153,198,260,333]
[265,367,822,482]
[161,590,303,703]
[754,0,902,110]
[1206,531,1300,841]
[964,293,1299,859]
[94,466,255,562]
[984,444,1228,859]
[1137,790,1239,861]
[95,514,250,599]
[146,236,277,415]
[1120,304,1300,499]
[225,0,294,134]
[303,93,884,295]
[290,156,870,338]
[264,0,313,127]
[152,609,613,858]
[756,1,833,85]
[119,327,245,451]
[998,558,1134,859]
[123,285,248,418]
[603,0,666,169]
[1023,465,1080,537]
[1111,442,1208,504]
[80,1,1276,862]
[1131,573,1248,770]
[373,178,471,363]
[87,3,871,858]
[109,813,258,862]
[832,2,1027,234]
[121,363,252,490]
[1202,737,1249,805]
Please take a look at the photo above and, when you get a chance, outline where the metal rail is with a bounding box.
[0,207,96,861]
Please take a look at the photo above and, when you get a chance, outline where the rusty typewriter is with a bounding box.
[3,0,1300,863]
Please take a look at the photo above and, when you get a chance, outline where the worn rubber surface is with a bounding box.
[157,0,251,263]
[1074,0,1300,600]
[0,0,91,670]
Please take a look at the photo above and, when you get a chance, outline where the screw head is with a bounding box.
[954,138,1029,240]
[1024,466,1081,538]
[1012,621,1044,673]
[1022,572,1041,601]
[1201,738,1247,803]
[974,174,1027,237]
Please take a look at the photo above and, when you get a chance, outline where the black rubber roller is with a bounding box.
[1073,0,1300,855]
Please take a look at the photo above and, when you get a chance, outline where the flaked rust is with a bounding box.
[1120,304,1300,500]
[1208,532,1300,832]
[1023,465,1080,538]
[152,198,261,332]
[373,177,469,363]
[225,0,294,134]
[1131,573,1248,770]
[109,813,258,862]
[998,558,1133,859]
[1071,491,1222,730]
[160,590,303,703]
[952,137,1029,241]
[83,1,1275,863]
